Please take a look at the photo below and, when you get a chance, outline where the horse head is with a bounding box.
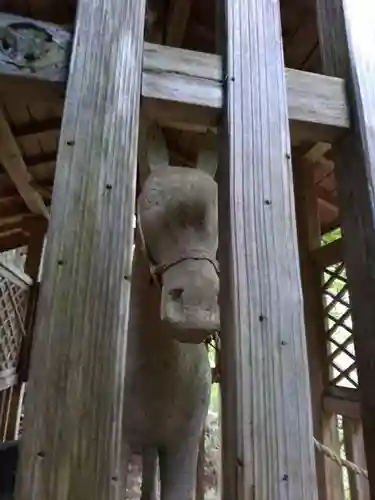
[137,120,219,343]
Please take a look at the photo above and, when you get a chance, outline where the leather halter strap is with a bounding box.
[137,202,220,288]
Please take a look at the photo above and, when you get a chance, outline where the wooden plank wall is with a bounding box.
[14,0,146,498]
[217,0,317,498]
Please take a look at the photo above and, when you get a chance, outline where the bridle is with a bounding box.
[136,201,220,289]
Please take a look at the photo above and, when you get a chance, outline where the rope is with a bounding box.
[313,437,368,479]
[206,335,368,480]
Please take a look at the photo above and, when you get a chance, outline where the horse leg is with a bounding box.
[159,437,200,500]
[141,447,158,500]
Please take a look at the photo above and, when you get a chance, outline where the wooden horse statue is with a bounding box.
[122,121,219,500]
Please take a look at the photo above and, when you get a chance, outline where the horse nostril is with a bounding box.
[169,288,184,301]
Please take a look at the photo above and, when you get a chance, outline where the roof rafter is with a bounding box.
[0,109,49,219]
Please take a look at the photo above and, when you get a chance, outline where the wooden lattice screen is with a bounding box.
[317,239,369,500]
[0,260,32,392]
[322,261,358,389]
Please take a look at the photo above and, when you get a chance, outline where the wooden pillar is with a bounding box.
[294,159,329,499]
[18,217,48,383]
[294,159,348,500]
[217,0,317,498]
[316,0,375,496]
[23,218,47,281]
[343,418,370,500]
[4,218,47,441]
[15,0,145,499]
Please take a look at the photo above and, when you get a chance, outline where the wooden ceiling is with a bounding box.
[0,0,339,252]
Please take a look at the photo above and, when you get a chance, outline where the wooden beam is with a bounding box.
[316,2,375,496]
[0,231,28,253]
[0,110,49,219]
[317,197,339,220]
[142,43,350,143]
[0,14,350,143]
[321,217,340,235]
[217,0,317,498]
[0,218,30,233]
[165,0,193,47]
[315,185,338,208]
[0,198,30,222]
[311,239,343,268]
[326,385,360,403]
[24,151,57,168]
[323,395,360,420]
[11,118,62,137]
[14,0,145,498]
[303,142,332,163]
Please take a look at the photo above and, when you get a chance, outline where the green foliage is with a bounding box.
[210,383,220,414]
[321,227,341,246]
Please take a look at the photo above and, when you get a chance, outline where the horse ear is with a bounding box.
[138,114,169,183]
[196,131,217,178]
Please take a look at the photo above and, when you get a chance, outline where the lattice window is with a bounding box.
[323,262,358,389]
[0,268,30,390]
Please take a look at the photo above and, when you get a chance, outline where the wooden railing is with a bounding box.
[0,259,32,392]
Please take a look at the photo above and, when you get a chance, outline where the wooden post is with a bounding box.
[3,219,47,441]
[15,0,146,499]
[217,0,317,498]
[323,415,345,500]
[17,217,48,384]
[293,158,329,499]
[316,0,375,495]
[343,418,370,500]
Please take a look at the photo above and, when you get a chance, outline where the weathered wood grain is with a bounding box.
[14,0,146,498]
[316,0,375,496]
[217,0,317,498]
[0,13,349,143]
[142,43,350,143]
